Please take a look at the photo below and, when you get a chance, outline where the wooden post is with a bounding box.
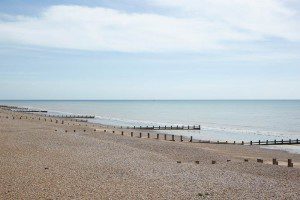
[244,159,248,162]
[274,139,276,145]
[288,159,293,167]
[234,141,236,144]
[212,161,216,164]
[139,132,142,138]
[157,133,159,139]
[188,125,190,129]
[250,141,252,145]
[242,141,244,145]
[266,140,268,145]
[195,161,199,164]
[180,135,183,142]
[131,132,133,137]
[190,136,193,142]
[273,158,278,165]
[121,131,124,135]
[258,140,260,145]
[171,135,175,141]
[257,158,263,163]
[164,134,167,140]
[289,139,291,144]
[147,133,150,138]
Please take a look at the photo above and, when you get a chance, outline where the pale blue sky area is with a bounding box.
[0,0,300,99]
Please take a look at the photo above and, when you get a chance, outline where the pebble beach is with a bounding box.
[1,108,300,199]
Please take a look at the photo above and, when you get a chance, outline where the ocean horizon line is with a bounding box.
[1,99,300,101]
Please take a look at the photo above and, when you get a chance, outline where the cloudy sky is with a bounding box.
[0,0,300,99]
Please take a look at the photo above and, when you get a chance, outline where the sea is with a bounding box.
[1,100,300,153]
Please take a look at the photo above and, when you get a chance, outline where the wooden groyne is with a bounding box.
[44,114,95,119]
[14,109,47,113]
[120,125,201,130]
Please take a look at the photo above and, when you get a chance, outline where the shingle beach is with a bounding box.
[1,109,300,199]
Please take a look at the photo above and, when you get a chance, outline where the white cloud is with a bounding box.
[0,1,299,52]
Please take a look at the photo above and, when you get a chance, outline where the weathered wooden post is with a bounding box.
[266,140,268,145]
[157,133,159,139]
[113,130,115,133]
[190,136,193,142]
[121,131,124,135]
[212,161,216,164]
[180,135,183,142]
[147,133,150,138]
[62,121,64,124]
[250,141,252,145]
[131,132,133,137]
[164,134,167,140]
[288,159,293,167]
[274,139,276,145]
[234,141,236,144]
[139,132,142,138]
[273,158,278,165]
[171,135,175,141]
[188,125,190,129]
[242,141,244,145]
[257,158,263,163]
[289,139,291,144]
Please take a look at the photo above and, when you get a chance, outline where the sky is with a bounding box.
[0,0,300,100]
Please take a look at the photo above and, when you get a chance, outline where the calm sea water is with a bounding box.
[1,100,300,148]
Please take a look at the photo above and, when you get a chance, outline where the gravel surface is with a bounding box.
[1,109,300,199]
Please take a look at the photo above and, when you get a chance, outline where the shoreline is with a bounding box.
[1,108,300,199]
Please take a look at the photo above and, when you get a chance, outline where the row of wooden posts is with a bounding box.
[120,125,201,130]
[177,158,294,167]
[1,114,297,168]
[3,114,300,146]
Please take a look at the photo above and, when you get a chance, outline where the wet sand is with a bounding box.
[1,108,300,199]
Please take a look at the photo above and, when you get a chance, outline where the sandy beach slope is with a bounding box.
[1,109,300,199]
